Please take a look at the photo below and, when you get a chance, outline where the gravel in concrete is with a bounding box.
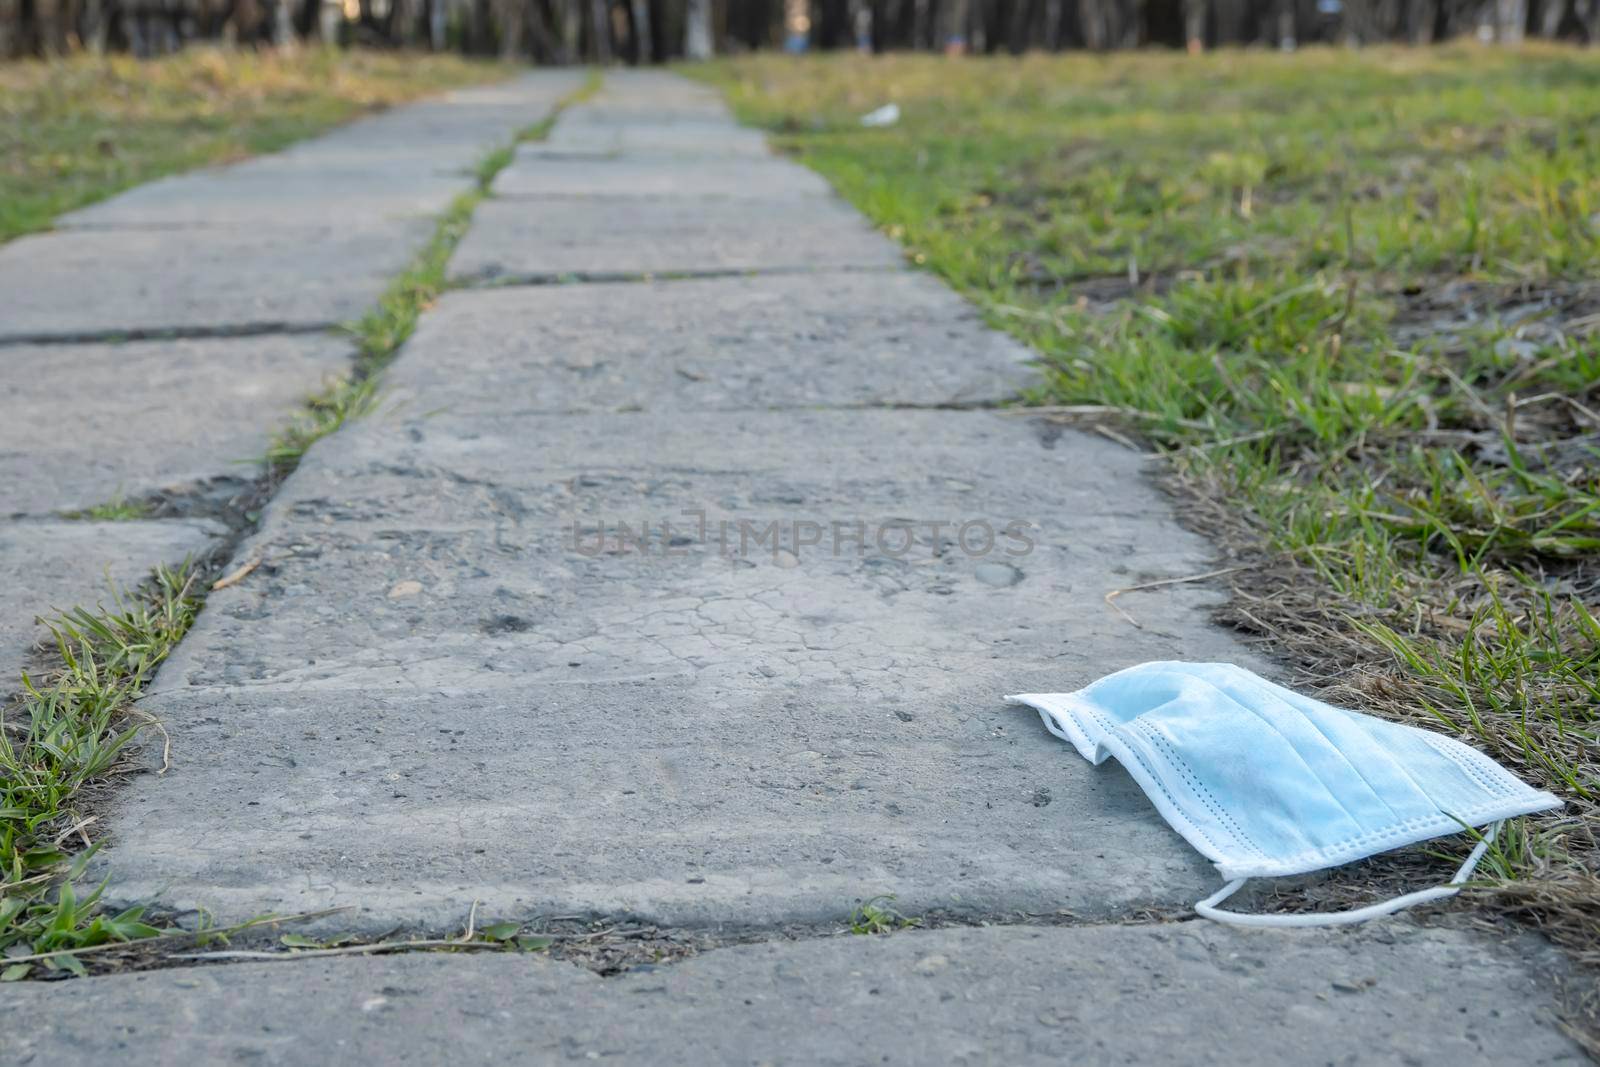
[0,519,224,686]
[1,334,351,515]
[450,197,904,280]
[2,923,1580,1066]
[398,273,1027,410]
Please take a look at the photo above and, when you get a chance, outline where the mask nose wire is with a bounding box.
[1193,821,1503,928]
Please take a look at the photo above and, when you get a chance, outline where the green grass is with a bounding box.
[0,565,201,977]
[847,894,921,935]
[699,45,1600,939]
[0,48,513,244]
[61,495,153,522]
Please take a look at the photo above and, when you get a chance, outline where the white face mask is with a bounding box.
[1007,661,1562,927]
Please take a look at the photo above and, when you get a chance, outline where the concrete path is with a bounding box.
[0,73,577,685]
[4,71,1582,1064]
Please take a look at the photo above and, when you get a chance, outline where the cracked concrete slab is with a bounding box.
[398,274,1028,411]
[1,924,1580,1066]
[450,197,904,280]
[0,221,431,341]
[0,519,224,687]
[1,334,352,515]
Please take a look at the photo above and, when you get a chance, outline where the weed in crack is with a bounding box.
[848,895,923,936]
[0,564,202,977]
[60,493,153,522]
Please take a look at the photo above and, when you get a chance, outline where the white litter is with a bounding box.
[859,103,901,128]
[1009,661,1561,926]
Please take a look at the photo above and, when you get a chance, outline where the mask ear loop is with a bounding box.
[1194,821,1502,928]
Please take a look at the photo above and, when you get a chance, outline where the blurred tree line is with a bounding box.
[3,0,1595,60]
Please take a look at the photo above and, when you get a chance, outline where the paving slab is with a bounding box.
[1,334,352,515]
[4,72,581,342]
[273,76,587,156]
[100,681,1218,929]
[149,409,1248,697]
[0,221,431,342]
[531,114,772,158]
[494,148,837,200]
[98,406,1254,929]
[1,924,1580,1066]
[562,68,731,116]
[0,519,224,686]
[450,197,904,280]
[514,70,766,161]
[54,168,468,229]
[59,73,582,229]
[403,274,1026,409]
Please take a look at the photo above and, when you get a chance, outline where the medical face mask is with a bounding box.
[1008,661,1562,927]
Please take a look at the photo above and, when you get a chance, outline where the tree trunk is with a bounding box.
[272,0,295,44]
[1405,0,1433,40]
[84,0,109,51]
[940,0,970,46]
[1182,0,1205,45]
[557,0,579,58]
[1212,0,1245,42]
[496,0,523,55]
[817,0,850,45]
[1496,0,1527,39]
[587,0,609,58]
[430,0,448,48]
[1042,0,1064,45]
[1535,0,1564,34]
[627,0,650,58]
[684,0,710,56]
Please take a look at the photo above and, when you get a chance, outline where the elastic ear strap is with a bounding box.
[1194,821,1501,929]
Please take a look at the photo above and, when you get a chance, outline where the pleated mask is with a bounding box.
[1007,661,1562,927]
